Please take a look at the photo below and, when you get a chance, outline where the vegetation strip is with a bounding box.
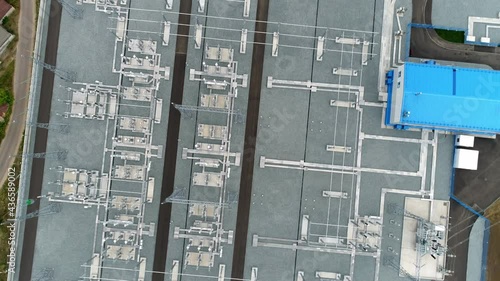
[434,29,465,44]
[0,143,22,279]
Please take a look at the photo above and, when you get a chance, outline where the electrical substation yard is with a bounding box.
[14,0,490,280]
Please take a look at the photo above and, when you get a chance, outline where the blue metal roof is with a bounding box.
[398,62,500,134]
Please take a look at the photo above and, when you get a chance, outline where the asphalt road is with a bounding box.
[446,200,476,281]
[451,136,500,281]
[18,1,62,280]
[0,0,36,185]
[454,137,500,210]
[410,1,500,281]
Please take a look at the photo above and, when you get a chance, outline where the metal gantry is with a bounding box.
[162,187,238,207]
[17,151,68,161]
[1,203,62,225]
[173,103,245,123]
[162,186,188,203]
[29,122,70,134]
[32,268,55,281]
[32,56,76,82]
[22,203,62,221]
[56,0,84,19]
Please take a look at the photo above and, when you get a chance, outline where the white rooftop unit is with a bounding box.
[466,35,476,42]
[480,37,491,43]
[455,135,475,148]
[453,148,479,170]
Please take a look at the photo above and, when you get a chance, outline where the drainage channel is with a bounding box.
[18,1,62,280]
[151,0,192,279]
[231,0,270,279]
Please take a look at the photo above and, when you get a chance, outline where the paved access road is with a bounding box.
[411,0,500,68]
[0,0,36,185]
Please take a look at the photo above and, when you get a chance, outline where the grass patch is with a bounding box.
[0,141,22,279]
[435,29,465,44]
[35,0,40,24]
[0,61,14,93]
[0,60,15,144]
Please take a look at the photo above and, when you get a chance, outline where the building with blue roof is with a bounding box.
[385,61,500,135]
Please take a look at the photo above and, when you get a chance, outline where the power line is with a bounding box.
[447,203,500,241]
[116,16,380,45]
[447,216,499,252]
[80,263,252,281]
[28,122,70,134]
[1,203,62,225]
[32,268,54,281]
[118,6,380,35]
[31,56,76,82]
[56,0,83,19]
[15,151,68,161]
